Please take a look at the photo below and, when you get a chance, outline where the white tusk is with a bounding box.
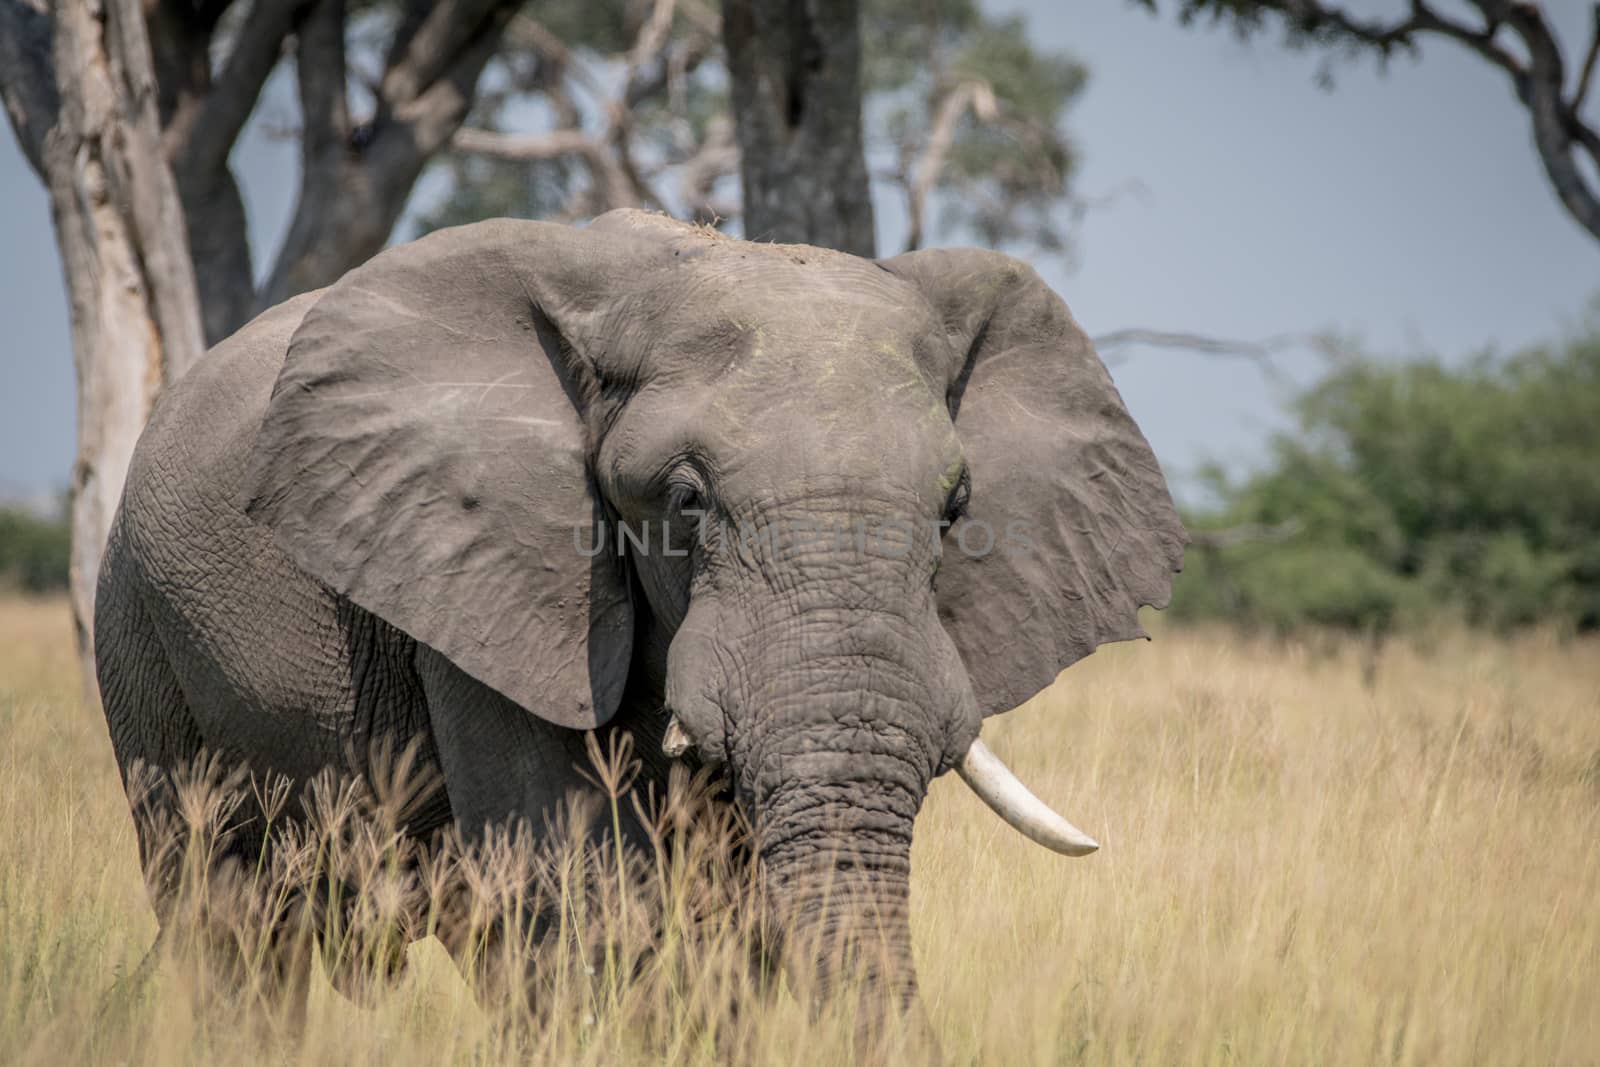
[662,716,693,758]
[955,738,1100,856]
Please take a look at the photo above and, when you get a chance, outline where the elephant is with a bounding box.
[93,209,1186,1022]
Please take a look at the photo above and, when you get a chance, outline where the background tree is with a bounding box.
[1137,0,1600,244]
[0,500,69,596]
[0,0,520,667]
[723,0,876,253]
[1175,311,1600,636]
[428,0,1087,260]
[0,0,203,675]
[865,0,1086,255]
[6,0,1597,666]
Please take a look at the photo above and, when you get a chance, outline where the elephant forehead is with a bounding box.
[697,350,960,499]
[647,249,945,356]
[652,293,949,397]
[602,249,965,482]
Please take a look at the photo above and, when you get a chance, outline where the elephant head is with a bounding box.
[242,210,1186,1006]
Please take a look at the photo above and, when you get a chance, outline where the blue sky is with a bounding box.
[1,0,1594,504]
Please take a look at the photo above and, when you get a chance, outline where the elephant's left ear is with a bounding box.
[242,219,667,729]
[881,248,1188,717]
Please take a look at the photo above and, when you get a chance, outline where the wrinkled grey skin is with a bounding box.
[95,210,1186,1012]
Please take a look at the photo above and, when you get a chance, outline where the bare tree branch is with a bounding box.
[678,0,722,37]
[1403,2,1524,78]
[1575,3,1600,113]
[294,0,349,161]
[174,0,302,178]
[506,13,608,105]
[499,14,589,130]
[1093,328,1327,384]
[677,114,740,221]
[1189,519,1304,549]
[453,126,600,161]
[450,126,640,213]
[621,0,716,110]
[457,0,726,218]
[1202,0,1600,242]
[447,0,731,225]
[377,0,505,113]
[628,0,679,79]
[259,0,520,308]
[602,0,702,210]
[903,80,996,252]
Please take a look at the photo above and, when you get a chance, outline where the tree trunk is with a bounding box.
[721,0,876,256]
[144,0,261,345]
[174,166,257,344]
[257,0,520,308]
[0,0,206,687]
[1,0,519,697]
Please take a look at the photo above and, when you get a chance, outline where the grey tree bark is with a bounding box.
[258,0,520,308]
[145,0,305,344]
[139,0,522,335]
[720,0,876,256]
[0,0,206,678]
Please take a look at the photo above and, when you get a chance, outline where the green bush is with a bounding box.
[1172,311,1600,634]
[0,502,70,594]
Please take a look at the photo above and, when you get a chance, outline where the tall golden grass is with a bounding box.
[1,594,1597,1065]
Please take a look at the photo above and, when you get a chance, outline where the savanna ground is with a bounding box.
[1,594,1597,1065]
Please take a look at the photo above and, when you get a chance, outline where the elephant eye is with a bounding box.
[664,457,709,516]
[943,471,971,525]
[668,482,704,515]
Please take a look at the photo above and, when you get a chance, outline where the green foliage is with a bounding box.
[420,154,587,234]
[417,0,1087,255]
[867,1,1087,251]
[1173,316,1600,634]
[414,0,731,234]
[0,502,69,594]
[536,0,638,55]
[1129,0,1400,52]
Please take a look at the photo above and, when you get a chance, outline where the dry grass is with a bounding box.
[1,594,1597,1065]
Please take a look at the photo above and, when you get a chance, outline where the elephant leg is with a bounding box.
[414,644,605,838]
[413,645,581,994]
[415,645,683,1008]
[95,567,206,932]
[96,551,314,1025]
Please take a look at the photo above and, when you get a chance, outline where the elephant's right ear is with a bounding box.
[243,219,664,729]
[882,248,1188,718]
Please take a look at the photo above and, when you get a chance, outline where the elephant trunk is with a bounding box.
[738,680,932,1018]
[759,817,919,1012]
[668,536,958,1022]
